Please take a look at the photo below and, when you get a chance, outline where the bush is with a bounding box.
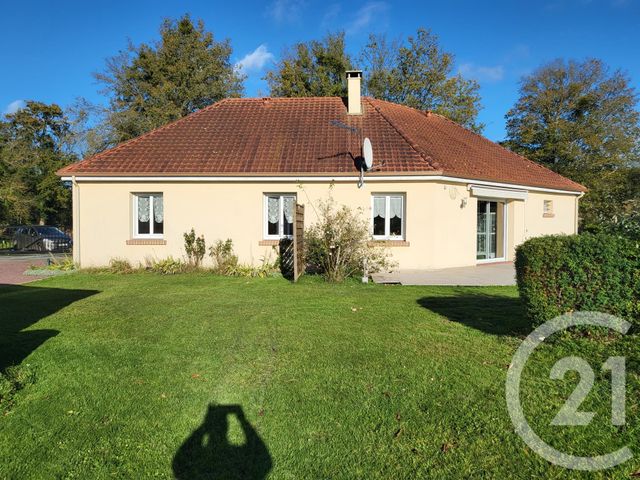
[305,199,394,282]
[184,228,206,267]
[109,257,134,273]
[228,256,277,278]
[515,233,640,328]
[144,256,187,275]
[45,255,76,271]
[209,239,238,274]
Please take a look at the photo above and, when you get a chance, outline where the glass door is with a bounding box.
[477,200,499,260]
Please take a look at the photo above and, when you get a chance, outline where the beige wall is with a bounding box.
[72,179,579,269]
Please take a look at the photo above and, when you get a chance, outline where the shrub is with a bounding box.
[109,257,134,273]
[228,256,277,278]
[29,254,76,272]
[184,228,206,267]
[209,239,238,274]
[305,199,394,282]
[46,255,76,271]
[145,256,187,275]
[515,233,640,328]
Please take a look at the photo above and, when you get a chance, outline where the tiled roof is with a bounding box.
[58,96,585,192]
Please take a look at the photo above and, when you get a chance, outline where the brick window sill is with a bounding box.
[259,240,282,246]
[369,240,410,247]
[543,213,555,218]
[126,239,167,245]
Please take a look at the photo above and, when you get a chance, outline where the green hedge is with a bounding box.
[515,233,640,327]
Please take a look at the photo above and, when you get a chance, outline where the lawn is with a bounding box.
[0,273,638,479]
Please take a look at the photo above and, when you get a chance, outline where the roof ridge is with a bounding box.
[365,98,439,170]
[226,96,345,101]
[424,111,586,191]
[57,98,232,174]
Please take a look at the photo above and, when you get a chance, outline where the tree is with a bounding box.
[361,28,483,131]
[0,102,74,226]
[265,32,352,97]
[93,15,244,146]
[505,58,640,230]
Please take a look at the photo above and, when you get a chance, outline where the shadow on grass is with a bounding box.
[417,290,530,337]
[173,404,272,480]
[0,284,98,372]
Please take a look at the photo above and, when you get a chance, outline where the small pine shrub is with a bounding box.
[515,233,640,328]
[184,229,206,267]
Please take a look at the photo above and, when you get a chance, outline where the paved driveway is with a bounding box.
[372,262,516,286]
[0,254,52,285]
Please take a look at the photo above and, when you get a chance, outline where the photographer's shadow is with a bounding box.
[173,404,272,480]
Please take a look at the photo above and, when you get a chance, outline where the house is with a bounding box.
[57,71,585,270]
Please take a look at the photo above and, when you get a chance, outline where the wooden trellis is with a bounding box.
[279,204,305,282]
[293,204,305,282]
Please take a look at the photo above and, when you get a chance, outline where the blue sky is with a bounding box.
[1,0,639,141]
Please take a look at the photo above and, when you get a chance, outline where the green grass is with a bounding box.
[0,273,638,479]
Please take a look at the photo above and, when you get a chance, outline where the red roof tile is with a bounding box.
[58,96,585,192]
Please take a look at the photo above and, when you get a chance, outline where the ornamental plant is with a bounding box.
[184,228,206,267]
[305,198,393,282]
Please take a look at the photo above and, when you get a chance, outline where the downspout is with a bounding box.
[72,176,80,266]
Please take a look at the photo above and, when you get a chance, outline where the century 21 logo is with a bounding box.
[506,312,632,471]
[550,355,625,427]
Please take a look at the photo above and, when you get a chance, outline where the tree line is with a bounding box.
[1,14,638,234]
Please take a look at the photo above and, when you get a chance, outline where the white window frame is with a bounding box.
[371,194,405,240]
[543,199,554,216]
[263,194,296,240]
[133,193,164,239]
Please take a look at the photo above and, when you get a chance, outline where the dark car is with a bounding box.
[13,226,72,252]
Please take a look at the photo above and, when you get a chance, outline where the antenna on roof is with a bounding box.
[358,137,374,188]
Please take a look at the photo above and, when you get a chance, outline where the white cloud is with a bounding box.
[266,0,306,23]
[347,1,388,34]
[3,99,25,115]
[236,45,275,73]
[458,63,505,83]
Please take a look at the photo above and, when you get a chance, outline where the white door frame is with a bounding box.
[476,198,508,264]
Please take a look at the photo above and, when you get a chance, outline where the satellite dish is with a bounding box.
[363,137,373,170]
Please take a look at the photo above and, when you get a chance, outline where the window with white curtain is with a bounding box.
[134,193,164,237]
[372,194,404,239]
[264,194,295,239]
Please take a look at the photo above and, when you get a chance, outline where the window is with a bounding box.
[264,194,296,239]
[543,200,554,217]
[372,194,404,239]
[134,193,164,237]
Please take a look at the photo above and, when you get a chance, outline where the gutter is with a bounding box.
[58,174,584,196]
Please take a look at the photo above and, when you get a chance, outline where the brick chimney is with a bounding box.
[346,70,362,115]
